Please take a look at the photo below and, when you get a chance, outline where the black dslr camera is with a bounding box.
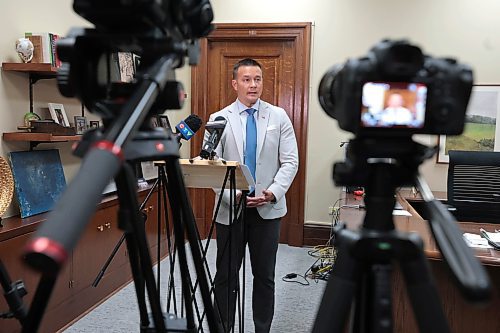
[318,39,473,137]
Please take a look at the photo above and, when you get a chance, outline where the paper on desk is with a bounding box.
[463,233,493,249]
[392,209,412,216]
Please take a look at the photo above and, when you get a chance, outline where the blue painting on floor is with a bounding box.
[9,149,66,218]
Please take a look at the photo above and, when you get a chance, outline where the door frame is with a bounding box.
[191,22,311,246]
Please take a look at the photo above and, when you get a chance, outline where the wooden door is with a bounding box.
[191,23,311,246]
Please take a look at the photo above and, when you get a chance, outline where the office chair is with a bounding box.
[447,150,500,223]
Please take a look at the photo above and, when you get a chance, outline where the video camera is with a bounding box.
[318,39,473,137]
[56,0,214,119]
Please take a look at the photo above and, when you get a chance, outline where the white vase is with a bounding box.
[15,38,34,63]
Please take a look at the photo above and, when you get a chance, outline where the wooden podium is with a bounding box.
[179,158,254,190]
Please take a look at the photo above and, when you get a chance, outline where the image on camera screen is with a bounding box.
[360,82,427,129]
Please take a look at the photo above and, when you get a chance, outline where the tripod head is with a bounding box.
[333,137,434,190]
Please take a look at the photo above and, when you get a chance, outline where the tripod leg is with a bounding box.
[21,273,57,333]
[313,228,360,333]
[154,166,180,316]
[351,263,393,333]
[115,164,166,332]
[123,223,151,330]
[399,242,450,333]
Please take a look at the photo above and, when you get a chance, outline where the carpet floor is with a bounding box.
[62,241,330,333]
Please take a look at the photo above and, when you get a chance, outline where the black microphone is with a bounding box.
[200,116,226,159]
[175,114,202,145]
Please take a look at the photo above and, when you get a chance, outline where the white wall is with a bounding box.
[1,0,500,224]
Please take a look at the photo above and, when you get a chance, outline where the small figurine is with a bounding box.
[15,38,34,63]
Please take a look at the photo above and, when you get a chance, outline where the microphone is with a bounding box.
[175,114,202,144]
[200,116,226,159]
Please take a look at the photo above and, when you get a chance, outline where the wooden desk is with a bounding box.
[335,191,500,333]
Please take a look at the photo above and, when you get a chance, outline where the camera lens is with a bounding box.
[318,64,343,119]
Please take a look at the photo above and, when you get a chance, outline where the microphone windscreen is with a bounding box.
[176,114,203,140]
[205,116,227,130]
[185,114,203,133]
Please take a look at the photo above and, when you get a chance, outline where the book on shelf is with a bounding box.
[24,32,62,67]
[25,35,43,63]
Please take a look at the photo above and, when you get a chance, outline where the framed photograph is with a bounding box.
[117,52,136,83]
[48,103,70,127]
[74,116,88,135]
[89,120,100,129]
[437,84,500,163]
[157,114,172,130]
[150,116,159,128]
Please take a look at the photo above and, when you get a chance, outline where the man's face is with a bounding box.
[232,65,263,107]
[387,94,404,108]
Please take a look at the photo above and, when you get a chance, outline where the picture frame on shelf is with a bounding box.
[74,116,88,135]
[437,84,500,163]
[150,116,159,128]
[89,120,100,129]
[48,103,70,127]
[157,114,172,130]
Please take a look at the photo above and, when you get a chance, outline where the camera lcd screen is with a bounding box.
[360,82,427,128]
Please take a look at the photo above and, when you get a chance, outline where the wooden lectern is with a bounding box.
[179,158,254,190]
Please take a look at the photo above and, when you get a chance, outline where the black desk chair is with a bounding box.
[447,150,500,223]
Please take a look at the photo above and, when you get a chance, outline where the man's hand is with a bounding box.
[246,190,275,208]
[262,189,275,202]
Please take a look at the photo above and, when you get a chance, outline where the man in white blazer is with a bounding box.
[205,58,298,333]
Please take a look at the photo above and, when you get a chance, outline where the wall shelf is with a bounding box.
[2,62,57,75]
[3,132,81,149]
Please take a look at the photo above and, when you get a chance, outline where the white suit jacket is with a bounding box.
[205,100,299,225]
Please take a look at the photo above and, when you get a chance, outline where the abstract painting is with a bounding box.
[9,149,66,218]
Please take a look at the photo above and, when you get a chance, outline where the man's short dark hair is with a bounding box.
[232,58,262,79]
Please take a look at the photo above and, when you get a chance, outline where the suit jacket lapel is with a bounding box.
[257,102,271,160]
[227,102,244,161]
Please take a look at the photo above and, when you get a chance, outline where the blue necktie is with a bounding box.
[245,108,257,184]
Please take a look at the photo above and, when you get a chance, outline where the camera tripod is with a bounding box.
[92,155,235,332]
[20,55,221,333]
[312,138,492,333]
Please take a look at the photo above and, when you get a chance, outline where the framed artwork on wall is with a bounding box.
[48,103,70,127]
[437,84,500,163]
